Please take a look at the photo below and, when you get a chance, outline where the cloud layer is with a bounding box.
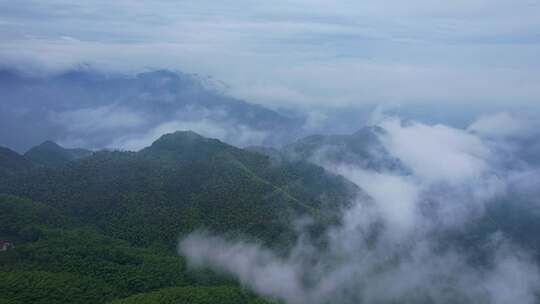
[0,68,302,151]
[180,113,540,304]
[1,1,540,111]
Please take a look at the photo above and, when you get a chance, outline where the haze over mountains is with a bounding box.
[0,67,304,153]
[2,1,540,303]
[1,63,540,304]
[180,118,540,304]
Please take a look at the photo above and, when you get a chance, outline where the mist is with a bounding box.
[0,67,303,152]
[2,1,540,304]
[179,113,540,304]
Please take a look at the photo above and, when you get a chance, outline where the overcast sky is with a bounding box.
[1,0,539,112]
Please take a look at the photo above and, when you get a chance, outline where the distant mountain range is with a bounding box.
[0,67,305,152]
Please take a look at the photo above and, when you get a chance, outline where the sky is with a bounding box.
[1,0,540,113]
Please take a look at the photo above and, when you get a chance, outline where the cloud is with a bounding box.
[0,68,296,151]
[379,117,491,183]
[468,112,533,138]
[180,232,306,304]
[331,166,420,234]
[179,115,540,304]
[2,1,540,111]
[484,240,540,304]
[50,105,147,133]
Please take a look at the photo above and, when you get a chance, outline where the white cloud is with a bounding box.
[180,232,306,304]
[331,166,420,234]
[2,1,540,111]
[179,116,540,304]
[50,105,146,133]
[380,117,491,183]
[468,112,532,138]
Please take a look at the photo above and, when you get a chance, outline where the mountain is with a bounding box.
[284,128,540,266]
[24,141,93,167]
[281,126,406,172]
[2,129,540,304]
[0,131,358,249]
[0,146,34,175]
[0,68,304,152]
[0,131,360,303]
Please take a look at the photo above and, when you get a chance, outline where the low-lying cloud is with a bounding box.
[0,68,301,151]
[179,113,540,304]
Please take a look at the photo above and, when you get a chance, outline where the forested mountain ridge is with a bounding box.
[2,127,540,304]
[24,141,93,167]
[282,126,407,172]
[0,131,358,250]
[0,130,362,303]
[0,146,35,173]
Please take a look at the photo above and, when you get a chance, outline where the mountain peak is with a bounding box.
[150,131,206,148]
[38,140,63,149]
[141,131,235,164]
[25,141,92,167]
[26,140,67,156]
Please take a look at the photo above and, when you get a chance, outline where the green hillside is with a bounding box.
[24,141,92,167]
[0,147,35,175]
[107,286,273,304]
[0,194,261,303]
[0,132,358,304]
[0,131,356,249]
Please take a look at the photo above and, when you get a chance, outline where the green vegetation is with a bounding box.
[0,271,117,304]
[24,141,93,167]
[2,131,539,303]
[108,286,273,304]
[0,147,34,176]
[0,193,258,303]
[0,132,355,303]
[0,131,356,249]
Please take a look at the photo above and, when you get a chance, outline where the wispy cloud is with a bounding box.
[1,0,539,111]
[180,113,540,304]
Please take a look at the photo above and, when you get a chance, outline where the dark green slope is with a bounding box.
[0,193,270,304]
[0,271,118,304]
[107,286,272,304]
[0,131,358,249]
[0,129,354,304]
[24,140,93,167]
[0,194,186,303]
[0,194,71,239]
[0,146,34,175]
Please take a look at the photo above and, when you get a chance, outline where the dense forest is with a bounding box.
[0,131,358,304]
[2,129,540,304]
